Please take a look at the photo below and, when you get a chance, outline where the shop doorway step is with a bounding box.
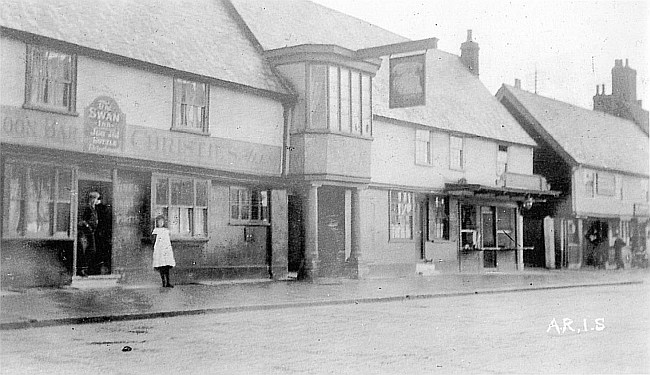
[71,274,121,289]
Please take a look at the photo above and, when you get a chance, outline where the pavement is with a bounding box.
[1,268,648,330]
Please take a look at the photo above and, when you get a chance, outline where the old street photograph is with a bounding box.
[0,0,648,374]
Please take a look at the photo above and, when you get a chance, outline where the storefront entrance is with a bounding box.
[77,180,113,276]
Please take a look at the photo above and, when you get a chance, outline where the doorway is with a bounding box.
[77,180,113,276]
[288,195,305,276]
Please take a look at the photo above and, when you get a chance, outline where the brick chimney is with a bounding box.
[460,29,479,76]
[612,58,637,102]
[514,78,521,89]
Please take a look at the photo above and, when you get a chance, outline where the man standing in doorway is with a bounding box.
[78,191,100,276]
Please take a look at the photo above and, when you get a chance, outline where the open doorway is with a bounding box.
[77,180,113,276]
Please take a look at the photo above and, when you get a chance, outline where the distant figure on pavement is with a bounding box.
[613,230,626,269]
[152,215,175,287]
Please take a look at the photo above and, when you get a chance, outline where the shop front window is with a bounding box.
[154,176,209,237]
[389,190,413,240]
[2,162,72,239]
[460,204,477,249]
[428,196,448,240]
[230,187,269,225]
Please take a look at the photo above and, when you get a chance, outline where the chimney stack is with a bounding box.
[596,85,600,95]
[460,29,479,76]
[514,79,521,89]
[612,58,637,102]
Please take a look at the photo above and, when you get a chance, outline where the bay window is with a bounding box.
[309,64,372,136]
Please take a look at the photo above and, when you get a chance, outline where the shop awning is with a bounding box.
[444,183,561,202]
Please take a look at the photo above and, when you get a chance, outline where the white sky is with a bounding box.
[311,0,649,110]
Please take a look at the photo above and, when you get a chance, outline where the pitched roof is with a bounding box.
[498,84,649,176]
[0,0,289,95]
[229,0,408,50]
[230,0,536,146]
[373,50,536,146]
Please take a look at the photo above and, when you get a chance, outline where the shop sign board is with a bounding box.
[84,96,125,152]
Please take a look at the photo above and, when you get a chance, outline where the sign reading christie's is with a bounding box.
[84,96,125,152]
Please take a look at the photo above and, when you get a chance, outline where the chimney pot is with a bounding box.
[596,85,600,95]
[514,78,521,89]
[602,84,605,94]
[467,29,473,42]
[626,58,629,67]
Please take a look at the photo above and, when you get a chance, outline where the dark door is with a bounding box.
[287,195,304,275]
[77,180,112,275]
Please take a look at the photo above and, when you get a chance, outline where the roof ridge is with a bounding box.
[306,0,410,42]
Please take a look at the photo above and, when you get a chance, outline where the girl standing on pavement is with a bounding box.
[152,215,175,287]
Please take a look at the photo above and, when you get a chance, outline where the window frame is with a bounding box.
[229,187,270,226]
[308,63,372,137]
[171,78,210,135]
[389,190,414,241]
[152,175,209,239]
[497,145,508,177]
[24,44,78,115]
[415,129,432,166]
[450,135,464,170]
[427,195,449,241]
[2,161,73,240]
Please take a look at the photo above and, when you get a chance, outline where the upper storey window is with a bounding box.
[389,54,425,108]
[25,45,77,114]
[309,64,372,136]
[173,79,209,134]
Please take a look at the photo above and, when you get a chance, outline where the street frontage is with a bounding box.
[1,282,648,375]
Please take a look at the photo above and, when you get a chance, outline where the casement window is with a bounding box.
[173,79,209,134]
[389,54,426,108]
[415,129,432,165]
[427,196,449,240]
[25,45,76,114]
[450,136,464,170]
[389,191,413,240]
[584,171,595,198]
[2,162,72,239]
[230,187,269,225]
[154,177,209,237]
[309,64,372,136]
[497,145,508,177]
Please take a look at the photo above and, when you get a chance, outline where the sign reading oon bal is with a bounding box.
[84,96,125,152]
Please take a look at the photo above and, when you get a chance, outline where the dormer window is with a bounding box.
[389,54,426,108]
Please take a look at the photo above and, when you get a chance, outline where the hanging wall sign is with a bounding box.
[84,96,126,152]
[389,54,426,108]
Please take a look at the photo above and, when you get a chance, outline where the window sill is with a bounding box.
[300,128,373,141]
[229,220,270,227]
[170,237,209,243]
[23,103,79,117]
[170,127,211,137]
[388,238,415,243]
[416,162,433,167]
[2,236,73,241]
[427,239,453,243]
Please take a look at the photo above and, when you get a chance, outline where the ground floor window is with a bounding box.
[427,196,449,240]
[153,176,209,237]
[2,162,72,239]
[389,190,413,240]
[230,187,269,225]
